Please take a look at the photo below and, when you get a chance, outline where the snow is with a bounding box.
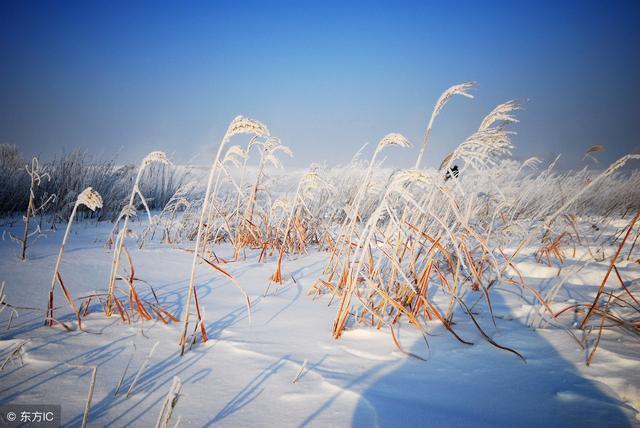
[1,220,639,427]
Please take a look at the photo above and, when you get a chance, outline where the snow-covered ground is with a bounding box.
[1,220,639,427]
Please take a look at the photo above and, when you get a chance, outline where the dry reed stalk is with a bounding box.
[246,138,291,224]
[63,363,97,428]
[236,137,291,257]
[331,180,395,337]
[6,311,14,331]
[0,340,29,371]
[323,134,411,289]
[82,366,97,428]
[114,342,136,396]
[16,158,55,260]
[46,187,102,327]
[55,272,83,329]
[21,158,37,260]
[121,246,155,321]
[455,296,525,361]
[580,209,640,328]
[271,170,330,286]
[200,145,247,254]
[106,151,170,316]
[292,359,307,383]
[626,228,640,261]
[126,341,159,398]
[201,257,251,323]
[231,139,256,254]
[586,294,612,366]
[155,376,182,428]
[0,282,9,319]
[389,325,427,361]
[180,116,267,355]
[270,176,305,285]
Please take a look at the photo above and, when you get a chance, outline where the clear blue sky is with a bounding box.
[1,0,639,169]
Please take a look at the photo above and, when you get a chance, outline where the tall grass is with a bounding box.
[3,85,639,362]
[180,116,268,355]
[105,151,171,317]
[0,145,192,222]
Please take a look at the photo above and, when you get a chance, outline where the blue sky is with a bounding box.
[1,0,639,169]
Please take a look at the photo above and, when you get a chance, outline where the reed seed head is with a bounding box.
[271,197,291,213]
[224,116,270,142]
[142,151,171,168]
[264,153,284,169]
[76,187,103,211]
[226,145,248,160]
[521,156,542,170]
[222,145,246,168]
[479,100,522,130]
[376,133,412,152]
[269,143,293,158]
[432,82,476,123]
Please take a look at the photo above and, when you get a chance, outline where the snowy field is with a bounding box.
[1,107,639,428]
[2,1,639,425]
[1,218,639,427]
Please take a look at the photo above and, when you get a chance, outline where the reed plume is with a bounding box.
[415,82,476,168]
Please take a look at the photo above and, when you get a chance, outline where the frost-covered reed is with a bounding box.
[46,187,103,328]
[106,151,170,317]
[3,82,635,362]
[180,116,268,354]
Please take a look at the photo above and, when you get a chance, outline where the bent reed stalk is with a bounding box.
[46,187,103,327]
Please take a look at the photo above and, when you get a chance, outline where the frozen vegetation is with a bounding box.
[1,84,639,426]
